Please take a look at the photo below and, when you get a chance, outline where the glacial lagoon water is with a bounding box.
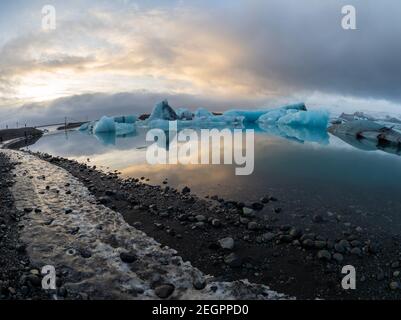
[24,124,401,235]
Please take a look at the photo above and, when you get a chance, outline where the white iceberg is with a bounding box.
[93,116,116,133]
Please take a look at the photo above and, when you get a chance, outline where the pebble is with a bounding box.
[312,214,324,223]
[120,252,137,263]
[262,232,276,242]
[155,284,175,299]
[289,227,302,239]
[193,279,206,290]
[332,253,344,262]
[242,207,254,216]
[211,219,221,227]
[251,202,264,211]
[195,215,206,222]
[182,186,191,194]
[247,221,258,230]
[317,250,331,261]
[389,281,399,290]
[218,237,235,250]
[224,253,242,268]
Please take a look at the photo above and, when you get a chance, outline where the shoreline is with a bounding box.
[0,128,401,299]
[0,128,43,150]
[30,151,401,299]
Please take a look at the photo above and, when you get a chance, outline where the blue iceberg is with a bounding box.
[147,100,177,122]
[94,116,116,133]
[276,110,329,128]
[223,103,306,123]
[176,108,194,120]
[113,115,137,124]
[194,108,213,118]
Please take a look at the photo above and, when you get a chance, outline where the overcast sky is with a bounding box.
[1,0,401,127]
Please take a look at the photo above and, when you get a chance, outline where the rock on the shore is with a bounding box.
[155,284,175,298]
[218,237,235,250]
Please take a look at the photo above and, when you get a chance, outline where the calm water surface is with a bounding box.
[24,125,401,234]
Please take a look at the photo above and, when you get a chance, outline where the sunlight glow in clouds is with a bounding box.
[1,0,401,125]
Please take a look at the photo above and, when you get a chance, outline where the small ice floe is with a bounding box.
[329,120,401,155]
[94,116,116,133]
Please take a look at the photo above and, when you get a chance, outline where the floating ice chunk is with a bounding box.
[176,108,194,120]
[148,100,177,121]
[277,110,329,128]
[224,103,306,123]
[93,116,116,133]
[79,122,92,131]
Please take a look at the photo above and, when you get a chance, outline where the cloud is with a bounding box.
[0,90,277,127]
[1,0,401,117]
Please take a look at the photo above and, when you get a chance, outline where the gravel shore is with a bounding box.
[0,149,288,300]
[33,152,401,300]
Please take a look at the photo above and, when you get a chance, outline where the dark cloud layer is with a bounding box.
[209,0,401,102]
[0,91,275,127]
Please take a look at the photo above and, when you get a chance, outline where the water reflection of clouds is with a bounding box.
[121,163,233,191]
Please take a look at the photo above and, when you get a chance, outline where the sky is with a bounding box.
[0,0,401,127]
